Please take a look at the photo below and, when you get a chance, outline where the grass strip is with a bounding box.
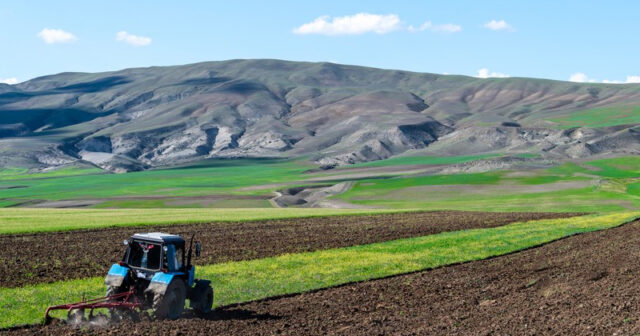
[0,208,405,235]
[340,154,500,168]
[1,212,637,328]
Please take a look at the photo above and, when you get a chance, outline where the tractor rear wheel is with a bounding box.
[190,283,214,315]
[153,279,186,320]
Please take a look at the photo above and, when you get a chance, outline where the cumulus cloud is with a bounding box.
[408,21,462,33]
[477,68,509,78]
[116,31,152,46]
[569,72,593,83]
[37,28,77,44]
[570,73,640,84]
[626,75,640,83]
[293,13,401,35]
[293,13,461,35]
[0,77,18,85]
[483,20,513,31]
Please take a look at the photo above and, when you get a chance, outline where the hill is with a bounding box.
[1,59,639,172]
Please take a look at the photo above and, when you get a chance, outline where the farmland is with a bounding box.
[1,155,639,212]
[336,156,640,212]
[2,211,638,331]
[1,156,640,334]
[0,211,578,288]
[0,208,401,234]
[32,216,640,335]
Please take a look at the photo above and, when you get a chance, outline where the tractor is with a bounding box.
[45,232,213,323]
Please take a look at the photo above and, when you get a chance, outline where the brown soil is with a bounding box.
[0,211,577,288]
[10,218,640,336]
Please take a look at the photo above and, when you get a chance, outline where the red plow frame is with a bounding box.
[44,290,142,324]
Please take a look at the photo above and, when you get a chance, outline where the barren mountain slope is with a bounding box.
[1,59,639,171]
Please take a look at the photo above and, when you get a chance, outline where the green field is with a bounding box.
[0,166,104,181]
[0,208,403,235]
[0,159,310,202]
[1,156,639,213]
[549,105,640,128]
[336,157,640,212]
[340,153,501,168]
[1,212,636,328]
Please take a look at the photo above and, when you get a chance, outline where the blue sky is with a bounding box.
[1,0,639,84]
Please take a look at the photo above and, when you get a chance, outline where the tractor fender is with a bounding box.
[104,263,129,287]
[145,272,179,296]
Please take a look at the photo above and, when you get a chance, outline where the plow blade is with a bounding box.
[44,290,142,325]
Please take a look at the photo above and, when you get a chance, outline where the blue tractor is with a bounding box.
[45,232,213,322]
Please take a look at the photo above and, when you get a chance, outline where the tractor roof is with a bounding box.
[131,232,185,244]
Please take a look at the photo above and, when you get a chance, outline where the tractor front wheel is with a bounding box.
[106,285,125,298]
[106,285,128,321]
[153,279,186,320]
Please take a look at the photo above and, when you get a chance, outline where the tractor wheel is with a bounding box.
[190,284,214,315]
[106,285,127,321]
[153,279,186,320]
[106,285,125,298]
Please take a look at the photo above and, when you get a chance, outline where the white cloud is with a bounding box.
[293,13,401,35]
[432,23,462,33]
[293,14,463,36]
[37,28,77,44]
[116,31,152,46]
[568,72,597,83]
[483,20,513,31]
[0,77,18,85]
[408,21,462,33]
[407,21,432,32]
[568,72,640,84]
[569,72,588,82]
[476,68,509,78]
[626,75,640,83]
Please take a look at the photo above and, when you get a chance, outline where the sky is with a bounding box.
[1,0,639,84]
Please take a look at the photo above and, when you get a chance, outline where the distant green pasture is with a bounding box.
[341,153,500,168]
[549,105,640,128]
[337,157,640,212]
[0,159,310,202]
[0,166,103,181]
[1,156,639,213]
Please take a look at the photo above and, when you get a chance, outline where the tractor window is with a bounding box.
[175,246,184,270]
[127,241,162,270]
[162,244,184,271]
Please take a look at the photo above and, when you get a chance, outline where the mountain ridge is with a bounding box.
[1,59,639,172]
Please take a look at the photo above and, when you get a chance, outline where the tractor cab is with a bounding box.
[124,233,186,276]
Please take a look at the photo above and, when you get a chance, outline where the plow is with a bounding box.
[45,290,142,324]
[44,232,213,324]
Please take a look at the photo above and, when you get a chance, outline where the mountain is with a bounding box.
[1,59,639,172]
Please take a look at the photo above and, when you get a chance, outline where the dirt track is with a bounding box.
[11,218,640,335]
[1,211,576,288]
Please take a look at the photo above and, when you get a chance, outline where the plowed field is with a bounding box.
[9,218,640,335]
[1,211,577,288]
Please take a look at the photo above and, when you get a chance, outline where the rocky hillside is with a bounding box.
[1,59,639,172]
